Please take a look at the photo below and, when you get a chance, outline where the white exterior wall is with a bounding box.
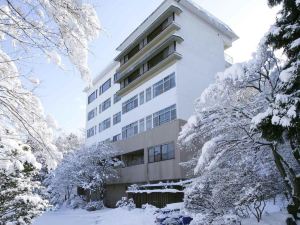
[85,63,178,147]
[85,0,237,147]
[174,4,227,120]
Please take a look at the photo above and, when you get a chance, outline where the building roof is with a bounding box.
[116,0,238,52]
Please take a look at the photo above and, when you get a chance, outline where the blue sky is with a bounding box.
[33,0,278,133]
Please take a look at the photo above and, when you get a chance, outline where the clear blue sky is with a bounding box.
[33,0,278,133]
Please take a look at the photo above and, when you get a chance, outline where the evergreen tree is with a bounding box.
[257,0,300,218]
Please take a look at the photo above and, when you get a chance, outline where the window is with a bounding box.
[147,46,169,70]
[122,95,138,114]
[113,112,121,125]
[146,87,152,102]
[126,69,140,85]
[153,73,176,98]
[139,118,145,133]
[112,134,121,142]
[87,126,96,138]
[87,108,97,121]
[122,121,138,140]
[124,44,140,63]
[146,115,152,130]
[102,98,111,111]
[99,78,111,94]
[147,18,170,43]
[153,104,176,127]
[139,91,145,105]
[122,149,144,167]
[99,118,111,132]
[88,90,97,104]
[114,93,121,104]
[148,142,175,163]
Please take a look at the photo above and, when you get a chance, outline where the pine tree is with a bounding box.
[257,0,300,218]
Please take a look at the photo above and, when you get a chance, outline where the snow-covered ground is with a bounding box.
[33,208,156,225]
[33,203,296,225]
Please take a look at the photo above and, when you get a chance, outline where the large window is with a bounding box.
[122,149,144,167]
[153,104,176,127]
[122,95,138,114]
[87,108,97,121]
[147,46,169,70]
[148,142,175,163]
[88,90,97,104]
[99,78,111,94]
[153,73,175,97]
[113,112,121,125]
[122,121,138,140]
[101,98,111,112]
[99,118,111,132]
[87,126,96,138]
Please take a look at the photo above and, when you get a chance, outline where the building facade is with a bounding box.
[84,0,238,207]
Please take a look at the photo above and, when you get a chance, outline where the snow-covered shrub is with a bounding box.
[85,201,104,211]
[69,196,86,209]
[116,197,136,210]
[48,143,120,207]
[0,140,48,225]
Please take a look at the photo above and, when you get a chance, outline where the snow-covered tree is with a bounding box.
[48,143,121,206]
[0,139,48,225]
[55,132,84,155]
[0,0,100,222]
[179,42,291,222]
[253,0,300,216]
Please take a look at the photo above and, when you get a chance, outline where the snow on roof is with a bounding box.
[127,189,183,194]
[140,179,193,188]
[181,0,238,40]
[116,0,238,51]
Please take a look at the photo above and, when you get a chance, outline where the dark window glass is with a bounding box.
[113,112,121,125]
[112,134,121,142]
[87,108,97,121]
[139,91,145,105]
[148,142,175,163]
[99,118,111,132]
[147,18,169,43]
[122,121,138,139]
[102,98,111,111]
[99,78,111,94]
[88,90,97,104]
[126,44,140,62]
[122,95,138,114]
[153,104,176,127]
[148,147,154,163]
[146,87,152,102]
[147,46,169,70]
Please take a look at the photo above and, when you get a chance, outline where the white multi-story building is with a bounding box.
[84,0,238,207]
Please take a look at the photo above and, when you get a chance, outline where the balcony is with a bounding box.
[115,34,183,80]
[115,5,182,70]
[116,22,181,73]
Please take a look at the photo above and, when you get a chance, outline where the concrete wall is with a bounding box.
[110,119,191,184]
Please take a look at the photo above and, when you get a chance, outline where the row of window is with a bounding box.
[88,73,175,122]
[116,142,175,168]
[87,78,112,104]
[122,73,176,114]
[122,104,177,140]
